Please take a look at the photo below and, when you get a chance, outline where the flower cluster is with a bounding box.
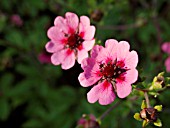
[134,100,162,127]
[45,12,139,105]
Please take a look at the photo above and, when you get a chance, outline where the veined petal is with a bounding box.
[91,45,104,58]
[87,83,101,103]
[105,39,118,56]
[47,26,66,42]
[54,16,69,33]
[61,49,75,69]
[80,26,96,40]
[87,81,115,105]
[125,69,138,84]
[82,39,95,51]
[125,50,138,68]
[116,82,132,98]
[45,41,63,53]
[65,12,79,33]
[78,72,101,87]
[77,49,88,64]
[98,81,116,105]
[51,49,75,69]
[117,41,130,60]
[80,16,90,28]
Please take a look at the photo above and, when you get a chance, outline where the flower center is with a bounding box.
[67,34,84,49]
[99,60,127,82]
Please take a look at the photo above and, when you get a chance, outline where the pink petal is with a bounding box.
[91,45,104,58]
[51,52,63,65]
[117,41,130,60]
[54,16,69,33]
[162,42,170,54]
[116,82,132,98]
[87,81,115,105]
[105,39,118,58]
[78,72,101,87]
[80,16,90,28]
[124,51,138,68]
[82,39,95,51]
[125,69,138,84]
[61,49,76,69]
[87,83,101,103]
[98,81,116,105]
[165,56,170,72]
[65,12,79,33]
[77,49,88,64]
[45,41,63,53]
[81,26,95,40]
[47,26,66,42]
[51,49,75,69]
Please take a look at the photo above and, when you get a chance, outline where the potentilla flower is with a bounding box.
[78,39,138,105]
[10,14,23,27]
[45,12,95,69]
[76,114,100,128]
[38,51,51,64]
[161,42,170,72]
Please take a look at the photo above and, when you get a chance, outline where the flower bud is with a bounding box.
[77,114,100,128]
[90,9,103,22]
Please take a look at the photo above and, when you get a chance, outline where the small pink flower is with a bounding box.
[45,12,95,69]
[78,39,138,105]
[38,51,51,64]
[77,114,99,128]
[10,14,23,27]
[162,42,170,54]
[162,42,170,72]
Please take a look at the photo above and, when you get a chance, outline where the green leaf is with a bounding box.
[0,99,10,120]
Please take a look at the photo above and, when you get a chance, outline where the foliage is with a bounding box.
[0,0,170,128]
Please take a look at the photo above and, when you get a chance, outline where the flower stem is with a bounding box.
[144,92,151,108]
[99,101,122,120]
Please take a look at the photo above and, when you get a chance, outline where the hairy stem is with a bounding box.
[144,92,151,108]
[99,101,122,120]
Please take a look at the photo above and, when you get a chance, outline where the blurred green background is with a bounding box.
[0,0,170,128]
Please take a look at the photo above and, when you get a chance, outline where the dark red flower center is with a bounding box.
[99,60,128,82]
[67,34,84,49]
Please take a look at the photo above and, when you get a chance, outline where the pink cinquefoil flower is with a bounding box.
[10,14,23,27]
[38,51,51,64]
[78,39,138,105]
[162,42,170,72]
[45,12,95,69]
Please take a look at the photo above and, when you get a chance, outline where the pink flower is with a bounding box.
[77,114,99,128]
[38,51,51,64]
[162,42,170,72]
[45,12,95,69]
[10,14,23,27]
[78,39,138,105]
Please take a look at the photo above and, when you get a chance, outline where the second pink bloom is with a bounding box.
[78,39,138,105]
[46,12,95,69]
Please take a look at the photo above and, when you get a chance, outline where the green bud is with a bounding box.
[154,119,162,127]
[141,100,147,109]
[154,105,162,112]
[142,120,149,127]
[134,113,142,121]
